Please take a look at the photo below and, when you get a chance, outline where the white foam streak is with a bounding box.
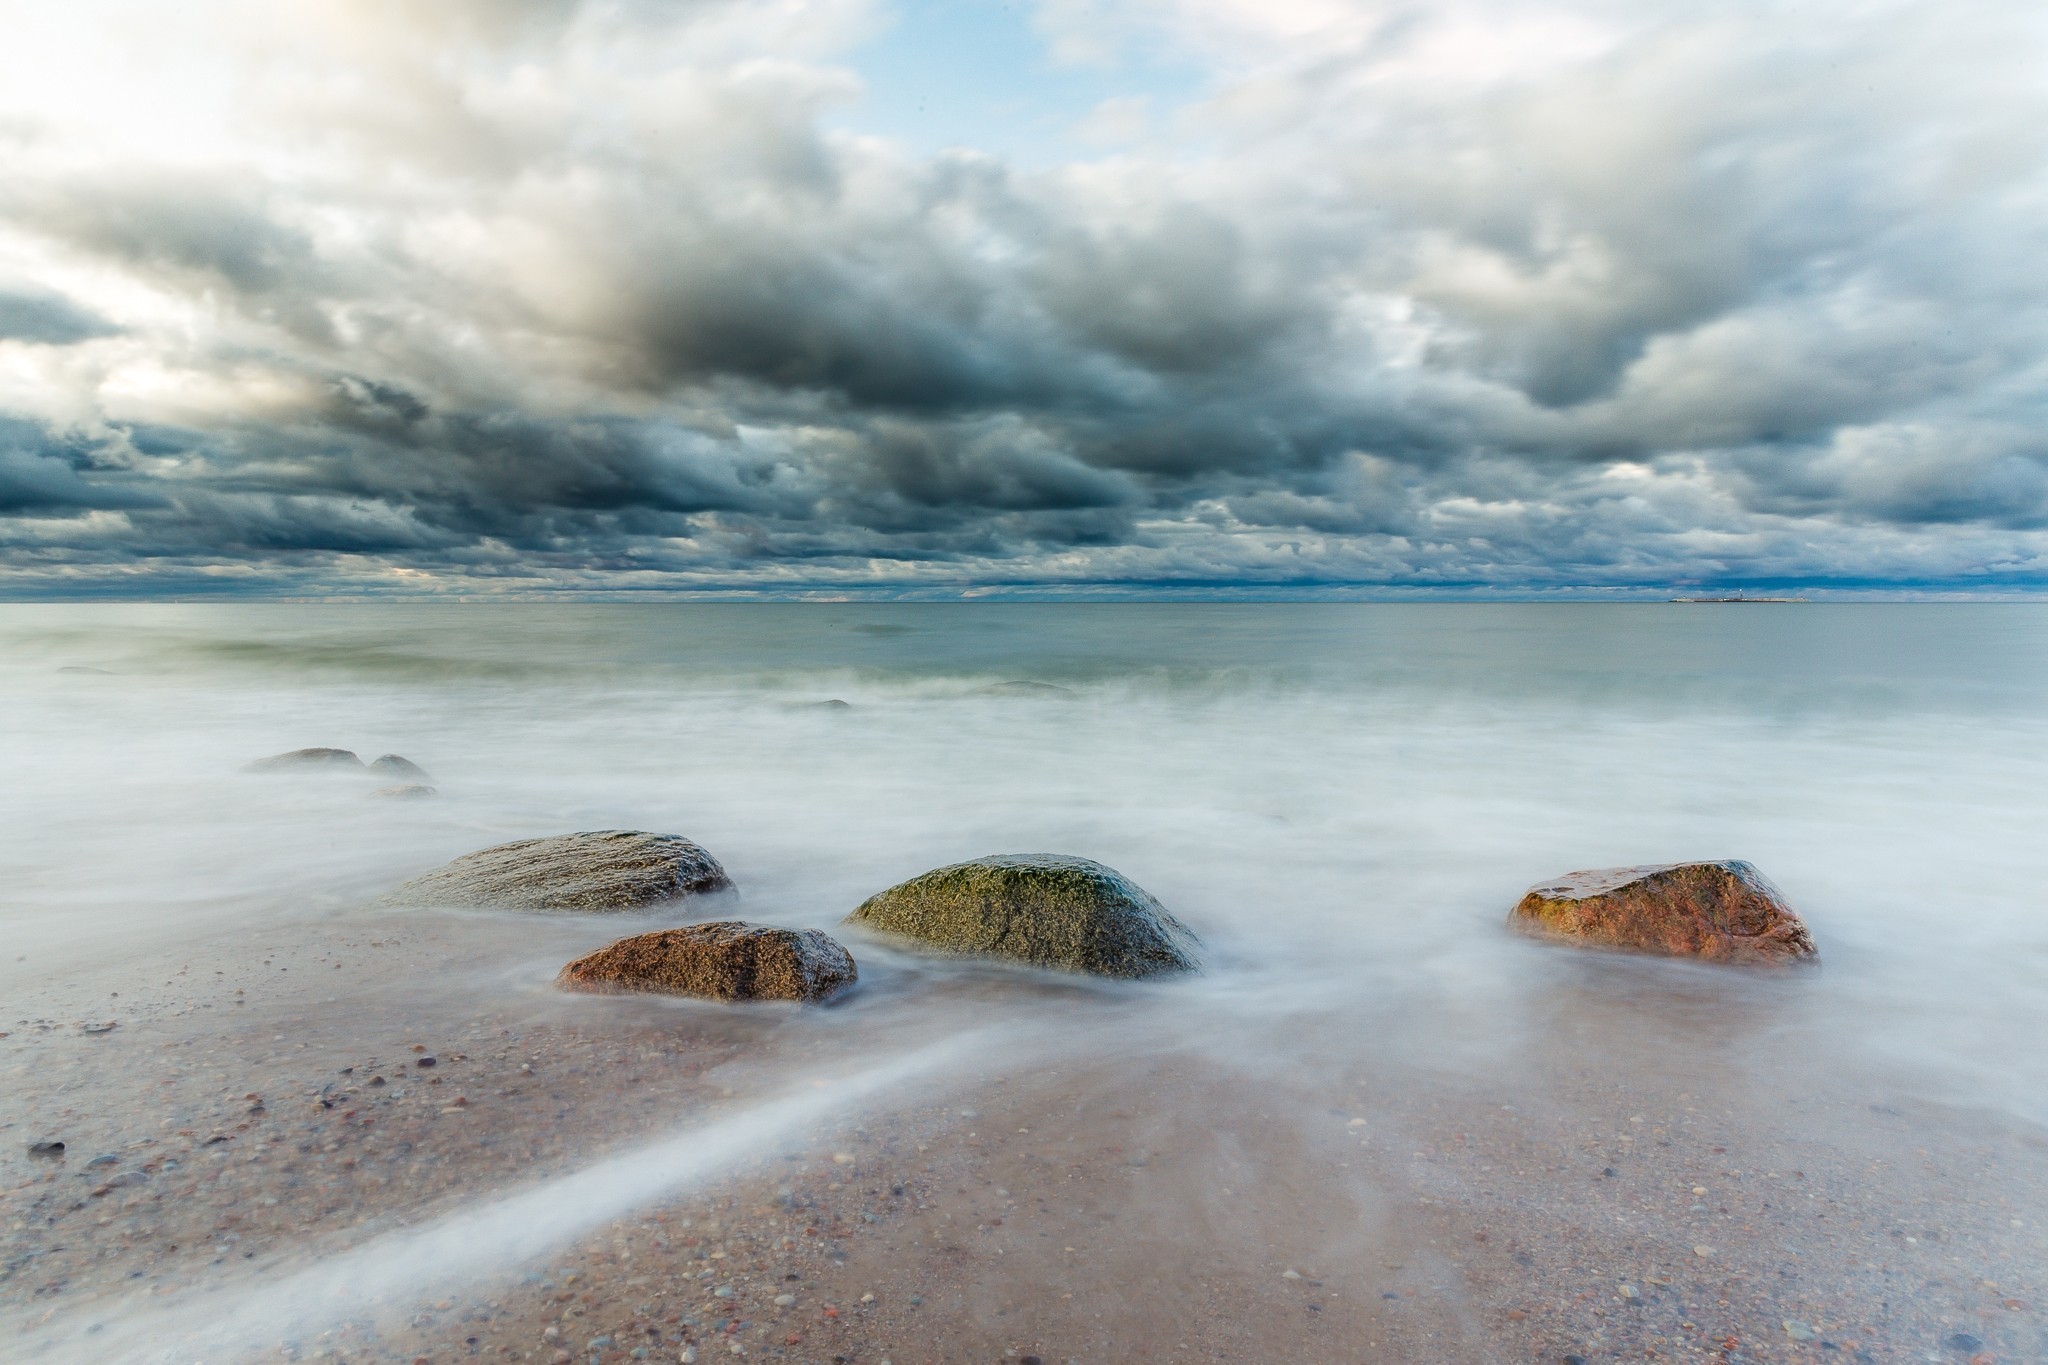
[19,1036,987,1365]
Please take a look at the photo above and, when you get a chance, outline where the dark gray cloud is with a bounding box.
[0,0,2044,594]
[0,288,117,345]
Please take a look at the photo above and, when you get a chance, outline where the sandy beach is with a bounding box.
[7,901,2045,1364]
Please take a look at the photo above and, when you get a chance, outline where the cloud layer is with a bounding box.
[1,0,2045,594]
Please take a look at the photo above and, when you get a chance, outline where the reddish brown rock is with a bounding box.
[1510,860,1817,964]
[558,921,857,1003]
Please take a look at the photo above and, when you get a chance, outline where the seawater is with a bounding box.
[5,601,2047,1114]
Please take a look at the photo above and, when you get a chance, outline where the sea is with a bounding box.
[3,601,2047,1359]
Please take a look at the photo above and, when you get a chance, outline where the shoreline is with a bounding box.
[5,906,2045,1364]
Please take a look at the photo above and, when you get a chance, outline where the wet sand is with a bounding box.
[5,907,2047,1365]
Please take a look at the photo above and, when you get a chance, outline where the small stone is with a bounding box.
[679,1350,696,1364]
[1784,1320,1816,1341]
[1693,1246,1715,1258]
[833,1152,855,1165]
[27,1141,65,1158]
[1618,1284,1639,1300]
[417,1056,436,1067]
[727,1342,745,1357]
[1945,1333,1982,1352]
[1692,1185,1708,1196]
[860,1293,875,1303]
[372,784,438,800]
[1281,1269,1302,1280]
[714,1286,734,1298]
[773,1294,795,1307]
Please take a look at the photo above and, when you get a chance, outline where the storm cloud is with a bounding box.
[0,0,2044,594]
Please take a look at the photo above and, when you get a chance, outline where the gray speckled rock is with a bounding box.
[384,830,732,910]
[246,747,365,773]
[369,753,433,782]
[559,922,856,1003]
[845,854,1198,978]
[1511,860,1817,964]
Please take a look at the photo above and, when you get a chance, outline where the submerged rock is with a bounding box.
[369,753,433,781]
[384,830,733,910]
[559,921,856,1003]
[973,680,1074,697]
[245,747,364,772]
[1510,860,1817,964]
[845,854,1199,978]
[370,783,437,800]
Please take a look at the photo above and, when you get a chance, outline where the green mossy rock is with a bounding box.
[845,854,1199,978]
[384,830,732,910]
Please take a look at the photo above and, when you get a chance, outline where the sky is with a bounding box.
[0,0,2044,598]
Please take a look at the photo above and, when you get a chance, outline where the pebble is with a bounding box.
[1281,1268,1302,1280]
[28,1140,66,1158]
[678,1350,696,1364]
[1945,1333,1982,1351]
[773,1294,795,1307]
[1693,1246,1715,1258]
[1784,1320,1815,1341]
[714,1286,734,1298]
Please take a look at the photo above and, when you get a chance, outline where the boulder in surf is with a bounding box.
[1510,860,1817,964]
[369,753,433,781]
[845,854,1198,978]
[384,830,732,910]
[245,747,364,772]
[559,922,855,1003]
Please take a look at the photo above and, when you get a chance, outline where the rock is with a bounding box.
[245,747,364,773]
[370,784,438,800]
[1510,860,1817,964]
[369,753,433,781]
[384,830,733,910]
[844,854,1199,978]
[27,1140,64,1158]
[972,680,1073,697]
[559,922,856,1003]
